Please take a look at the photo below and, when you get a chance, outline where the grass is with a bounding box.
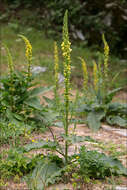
[1,22,127,88]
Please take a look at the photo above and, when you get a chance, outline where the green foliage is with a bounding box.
[26,155,63,190]
[77,36,127,131]
[93,141,127,158]
[0,149,35,178]
[0,121,29,146]
[23,140,58,152]
[0,61,52,136]
[1,0,127,57]
[78,146,127,179]
[0,9,126,189]
[77,97,127,131]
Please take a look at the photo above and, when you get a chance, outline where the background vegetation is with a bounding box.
[1,0,127,58]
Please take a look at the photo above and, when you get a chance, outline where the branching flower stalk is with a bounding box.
[93,60,98,92]
[19,35,32,81]
[54,41,59,105]
[61,10,72,164]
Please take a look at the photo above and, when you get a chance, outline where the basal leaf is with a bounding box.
[87,112,101,131]
[106,116,127,127]
[27,161,61,190]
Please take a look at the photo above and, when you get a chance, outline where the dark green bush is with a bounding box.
[1,0,127,57]
[78,146,127,179]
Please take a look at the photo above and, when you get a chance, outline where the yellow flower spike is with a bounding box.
[61,10,71,104]
[3,44,14,75]
[18,34,32,79]
[79,57,88,91]
[61,10,72,164]
[54,41,59,103]
[102,34,109,79]
[93,60,98,92]
[54,41,59,84]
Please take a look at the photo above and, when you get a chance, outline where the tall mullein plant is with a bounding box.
[54,41,59,105]
[102,34,109,90]
[61,10,72,164]
[79,57,88,94]
[93,60,99,93]
[4,45,14,110]
[19,35,32,81]
[4,45,14,76]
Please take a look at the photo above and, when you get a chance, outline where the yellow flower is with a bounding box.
[76,156,79,160]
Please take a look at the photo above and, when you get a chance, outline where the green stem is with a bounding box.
[65,87,69,164]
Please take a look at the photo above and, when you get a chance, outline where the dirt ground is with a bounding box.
[0,90,127,190]
[1,123,126,190]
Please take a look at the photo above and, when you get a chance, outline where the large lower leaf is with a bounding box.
[23,141,57,152]
[79,146,127,179]
[106,116,127,127]
[27,160,62,190]
[87,112,101,131]
[108,102,127,115]
[24,97,42,110]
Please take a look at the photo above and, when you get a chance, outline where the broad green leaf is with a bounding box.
[43,96,54,106]
[87,112,101,131]
[24,141,57,152]
[79,146,127,179]
[24,97,42,110]
[6,108,14,120]
[108,102,127,114]
[105,87,122,103]
[27,161,61,190]
[106,116,127,127]
[13,113,23,121]
[94,110,105,120]
[76,104,92,112]
[107,88,122,97]
[28,86,52,98]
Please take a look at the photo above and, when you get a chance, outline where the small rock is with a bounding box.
[58,73,64,83]
[75,30,85,40]
[115,186,127,190]
[102,124,127,137]
[31,66,47,74]
[103,12,112,26]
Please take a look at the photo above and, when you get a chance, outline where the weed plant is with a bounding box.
[0,10,127,190]
[77,35,127,131]
[22,11,127,190]
[0,35,52,146]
